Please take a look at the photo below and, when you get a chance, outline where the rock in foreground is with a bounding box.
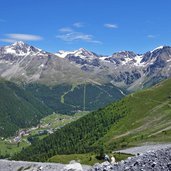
[1,148,171,171]
[90,148,171,171]
[0,160,91,171]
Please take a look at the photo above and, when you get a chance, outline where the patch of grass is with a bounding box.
[113,152,133,161]
[39,112,87,129]
[60,84,77,104]
[48,153,132,165]
[0,139,29,157]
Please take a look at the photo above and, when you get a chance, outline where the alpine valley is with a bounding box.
[1,39,171,171]
[1,41,171,138]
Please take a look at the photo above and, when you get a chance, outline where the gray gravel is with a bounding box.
[90,147,171,171]
[1,145,171,171]
[0,160,91,171]
[114,143,171,155]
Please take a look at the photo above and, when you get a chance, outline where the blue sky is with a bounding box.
[0,0,171,55]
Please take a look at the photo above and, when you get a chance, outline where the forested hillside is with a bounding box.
[13,100,126,161]
[13,78,171,162]
[0,80,52,137]
[25,83,126,114]
[0,77,126,138]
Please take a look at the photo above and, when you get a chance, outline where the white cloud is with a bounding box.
[0,39,16,43]
[56,31,102,44]
[58,27,73,33]
[73,22,84,28]
[104,23,118,29]
[147,35,156,39]
[6,34,43,41]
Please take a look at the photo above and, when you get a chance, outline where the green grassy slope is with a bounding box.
[101,79,171,149]
[13,78,171,162]
[48,153,132,166]
[0,80,52,137]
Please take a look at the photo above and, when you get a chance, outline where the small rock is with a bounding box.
[62,162,83,171]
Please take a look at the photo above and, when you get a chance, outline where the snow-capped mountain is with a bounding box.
[1,41,171,91]
[0,41,44,56]
[55,45,171,90]
[56,48,102,68]
[0,42,91,85]
[56,48,99,59]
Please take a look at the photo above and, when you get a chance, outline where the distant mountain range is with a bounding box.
[55,45,171,91]
[1,42,171,136]
[1,42,171,91]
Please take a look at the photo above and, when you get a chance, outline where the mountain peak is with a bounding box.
[74,48,98,58]
[11,41,29,49]
[12,41,26,46]
[112,50,137,58]
[56,48,99,59]
[2,41,42,56]
[78,48,88,52]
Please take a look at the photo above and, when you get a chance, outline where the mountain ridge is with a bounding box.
[1,42,171,91]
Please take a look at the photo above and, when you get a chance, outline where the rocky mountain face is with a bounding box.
[1,42,171,91]
[0,42,129,121]
[0,42,92,85]
[55,45,171,91]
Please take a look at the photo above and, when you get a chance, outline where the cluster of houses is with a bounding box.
[6,115,75,144]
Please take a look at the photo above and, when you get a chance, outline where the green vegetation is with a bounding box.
[0,112,87,158]
[0,79,125,137]
[0,80,52,137]
[40,112,88,129]
[25,83,126,114]
[48,153,101,166]
[61,84,77,104]
[101,79,171,149]
[13,99,124,161]
[13,78,171,162]
[0,138,29,158]
[48,152,132,165]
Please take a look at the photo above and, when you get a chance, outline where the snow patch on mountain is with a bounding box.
[151,46,164,53]
[134,55,144,66]
[2,41,43,56]
[56,48,98,59]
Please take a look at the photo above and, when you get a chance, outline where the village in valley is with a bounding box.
[0,112,87,157]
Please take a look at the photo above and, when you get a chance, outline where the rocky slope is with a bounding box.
[1,147,171,170]
[90,147,171,171]
[0,160,91,171]
[1,42,171,90]
[0,41,91,85]
[0,42,128,116]
[56,46,171,90]
[115,143,171,155]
